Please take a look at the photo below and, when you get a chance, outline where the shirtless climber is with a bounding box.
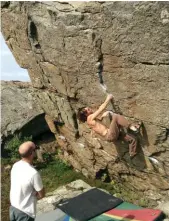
[77,94,142,157]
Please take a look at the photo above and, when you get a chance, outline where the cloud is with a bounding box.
[0,33,31,82]
[1,50,11,56]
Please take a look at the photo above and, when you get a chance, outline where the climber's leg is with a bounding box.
[115,114,130,128]
[124,133,138,157]
[116,114,142,134]
[106,114,120,142]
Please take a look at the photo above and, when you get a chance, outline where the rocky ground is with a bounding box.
[1,81,48,145]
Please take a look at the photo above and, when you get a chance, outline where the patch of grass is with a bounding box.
[1,158,11,165]
[109,182,151,208]
[1,166,11,221]
[5,135,32,159]
[36,159,153,208]
[39,158,84,192]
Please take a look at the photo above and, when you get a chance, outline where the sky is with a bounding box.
[0,33,31,82]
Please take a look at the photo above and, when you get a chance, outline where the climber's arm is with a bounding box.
[89,94,114,121]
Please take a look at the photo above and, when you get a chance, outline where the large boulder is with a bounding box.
[1,81,48,141]
[1,1,169,200]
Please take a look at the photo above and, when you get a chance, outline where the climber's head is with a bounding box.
[77,107,93,123]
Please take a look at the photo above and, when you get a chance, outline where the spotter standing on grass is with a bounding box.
[10,141,45,221]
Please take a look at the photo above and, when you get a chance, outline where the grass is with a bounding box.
[1,165,11,221]
[1,157,152,221]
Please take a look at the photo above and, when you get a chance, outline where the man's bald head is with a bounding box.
[19,141,35,158]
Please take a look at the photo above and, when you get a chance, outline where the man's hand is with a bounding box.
[35,188,45,200]
[106,94,114,101]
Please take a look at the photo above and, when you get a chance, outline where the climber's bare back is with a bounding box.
[87,115,108,137]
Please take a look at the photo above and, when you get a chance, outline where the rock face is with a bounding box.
[157,201,169,218]
[1,81,48,142]
[1,2,169,200]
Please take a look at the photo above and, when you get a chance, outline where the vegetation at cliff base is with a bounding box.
[1,136,151,221]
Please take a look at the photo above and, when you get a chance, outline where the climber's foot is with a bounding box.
[129,121,142,133]
[129,152,137,158]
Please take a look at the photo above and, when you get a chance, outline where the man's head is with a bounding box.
[19,141,38,160]
[77,107,93,123]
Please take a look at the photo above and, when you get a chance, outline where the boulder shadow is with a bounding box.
[139,123,150,149]
[114,133,148,171]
